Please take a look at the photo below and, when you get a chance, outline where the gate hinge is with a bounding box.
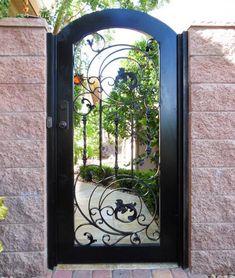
[47,116,53,128]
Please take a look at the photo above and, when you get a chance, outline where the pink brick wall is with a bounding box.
[0,18,47,277]
[188,26,235,275]
[0,18,235,277]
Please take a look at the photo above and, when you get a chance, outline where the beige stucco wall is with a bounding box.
[188,25,235,275]
[0,18,48,277]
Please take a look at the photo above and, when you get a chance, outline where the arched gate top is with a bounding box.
[57,9,176,45]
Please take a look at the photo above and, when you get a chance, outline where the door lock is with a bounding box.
[59,100,69,129]
[58,121,67,129]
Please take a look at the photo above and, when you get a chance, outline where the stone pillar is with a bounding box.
[0,18,48,277]
[188,25,235,275]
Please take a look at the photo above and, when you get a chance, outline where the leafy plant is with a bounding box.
[0,0,10,18]
[40,0,160,34]
[0,197,8,253]
[79,165,159,214]
[103,39,160,168]
[73,38,160,167]
[40,6,54,25]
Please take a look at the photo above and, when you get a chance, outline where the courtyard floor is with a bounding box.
[74,180,159,245]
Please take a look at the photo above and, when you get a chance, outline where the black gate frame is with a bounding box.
[47,9,189,269]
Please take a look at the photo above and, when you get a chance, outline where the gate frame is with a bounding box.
[47,9,189,269]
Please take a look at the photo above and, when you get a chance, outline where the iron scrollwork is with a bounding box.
[73,31,160,246]
[74,170,160,246]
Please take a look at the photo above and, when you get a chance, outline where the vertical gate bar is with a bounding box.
[47,32,58,269]
[131,112,134,176]
[99,98,103,167]
[114,112,119,176]
[146,107,152,156]
[182,31,189,269]
[177,31,189,269]
[177,32,183,268]
[57,37,75,259]
[82,115,87,166]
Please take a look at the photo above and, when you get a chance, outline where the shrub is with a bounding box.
[0,197,8,253]
[79,165,159,214]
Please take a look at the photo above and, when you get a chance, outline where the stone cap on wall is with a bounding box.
[0,17,48,30]
[190,20,235,27]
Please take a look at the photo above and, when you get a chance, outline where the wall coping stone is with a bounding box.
[0,17,48,30]
[189,21,235,28]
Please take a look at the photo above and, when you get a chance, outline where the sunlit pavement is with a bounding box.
[74,180,159,246]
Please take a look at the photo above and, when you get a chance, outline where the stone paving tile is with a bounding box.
[152,269,173,278]
[72,270,92,278]
[171,268,188,278]
[187,274,208,278]
[92,270,112,278]
[113,269,132,278]
[51,268,209,278]
[132,269,152,278]
[52,270,73,278]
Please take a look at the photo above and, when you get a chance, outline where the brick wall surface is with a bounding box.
[0,18,47,277]
[188,26,235,275]
[0,18,235,277]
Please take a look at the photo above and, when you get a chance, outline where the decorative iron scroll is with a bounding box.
[74,167,159,246]
[73,31,160,246]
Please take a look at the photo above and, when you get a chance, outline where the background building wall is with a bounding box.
[0,18,48,277]
[188,25,235,275]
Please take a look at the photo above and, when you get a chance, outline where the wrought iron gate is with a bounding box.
[47,9,188,268]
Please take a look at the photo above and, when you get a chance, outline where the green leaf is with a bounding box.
[40,0,161,34]
[0,240,3,253]
[0,0,10,18]
[0,197,8,221]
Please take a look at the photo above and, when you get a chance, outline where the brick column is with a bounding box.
[0,18,48,277]
[188,25,235,275]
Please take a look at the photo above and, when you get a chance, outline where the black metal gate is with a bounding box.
[47,9,188,268]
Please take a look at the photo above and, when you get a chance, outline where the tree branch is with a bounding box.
[53,0,73,34]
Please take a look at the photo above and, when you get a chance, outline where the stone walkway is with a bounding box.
[48,268,208,278]
[74,180,159,245]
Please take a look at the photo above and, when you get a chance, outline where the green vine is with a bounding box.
[0,197,8,253]
[0,0,10,18]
